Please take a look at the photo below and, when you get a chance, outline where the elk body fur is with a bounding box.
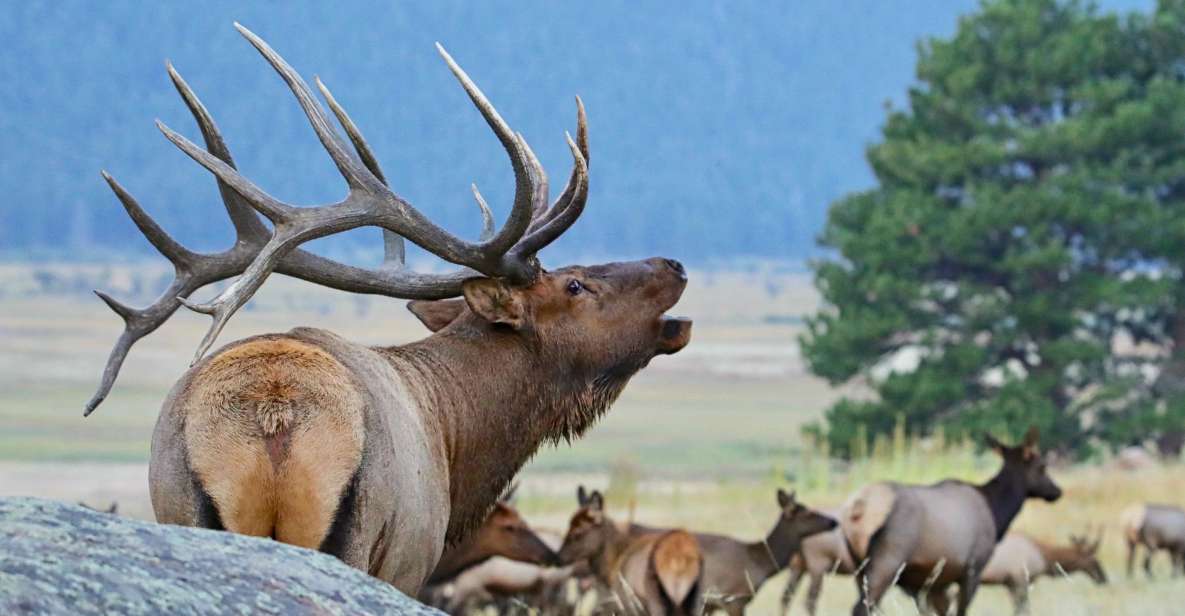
[841,428,1061,616]
[1120,503,1185,577]
[978,531,1106,615]
[104,25,693,595]
[779,511,855,616]
[631,489,837,616]
[558,490,704,615]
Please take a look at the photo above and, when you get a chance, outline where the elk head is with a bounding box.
[1068,528,1107,584]
[469,497,562,568]
[557,486,614,564]
[774,488,837,539]
[86,24,692,416]
[984,426,1062,502]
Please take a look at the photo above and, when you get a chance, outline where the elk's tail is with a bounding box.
[841,482,896,562]
[651,530,702,610]
[181,337,366,550]
[1119,503,1147,545]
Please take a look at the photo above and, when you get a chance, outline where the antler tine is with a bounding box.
[434,42,537,257]
[510,130,589,259]
[167,62,268,243]
[528,98,587,238]
[470,185,496,241]
[100,171,196,267]
[517,133,550,223]
[315,76,405,270]
[234,23,374,191]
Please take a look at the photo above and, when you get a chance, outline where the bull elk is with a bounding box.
[779,510,855,616]
[978,530,1106,615]
[1119,502,1185,577]
[558,489,704,616]
[840,427,1061,616]
[89,24,692,593]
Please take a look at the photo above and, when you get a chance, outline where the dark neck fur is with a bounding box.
[976,465,1028,540]
[745,518,799,585]
[381,315,638,542]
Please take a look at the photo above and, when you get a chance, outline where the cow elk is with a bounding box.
[425,484,560,586]
[90,24,692,593]
[558,489,704,615]
[779,510,854,616]
[1120,503,1185,577]
[632,489,836,615]
[840,427,1061,616]
[979,530,1106,615]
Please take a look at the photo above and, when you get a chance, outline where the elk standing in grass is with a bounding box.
[558,489,704,616]
[841,427,1061,616]
[978,530,1106,615]
[629,489,836,615]
[779,511,854,616]
[91,24,692,594]
[1119,503,1185,577]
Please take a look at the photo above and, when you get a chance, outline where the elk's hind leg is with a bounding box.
[780,561,804,616]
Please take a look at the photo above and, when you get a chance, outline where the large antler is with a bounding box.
[87,23,589,416]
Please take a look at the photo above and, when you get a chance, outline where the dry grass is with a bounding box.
[3,263,1185,614]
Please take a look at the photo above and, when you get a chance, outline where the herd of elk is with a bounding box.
[978,530,1106,615]
[1120,502,1185,577]
[90,24,691,594]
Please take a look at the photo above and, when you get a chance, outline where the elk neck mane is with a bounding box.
[975,465,1028,541]
[380,314,643,542]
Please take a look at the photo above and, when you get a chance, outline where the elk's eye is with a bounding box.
[567,279,584,296]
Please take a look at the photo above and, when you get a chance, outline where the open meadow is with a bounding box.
[2,263,1184,614]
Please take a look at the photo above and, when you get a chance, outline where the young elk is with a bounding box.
[558,489,704,616]
[841,427,1061,616]
[425,485,560,586]
[779,510,855,616]
[979,530,1106,615]
[90,24,692,594]
[1119,503,1185,577]
[647,489,836,615]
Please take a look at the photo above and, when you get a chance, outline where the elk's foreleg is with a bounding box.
[805,572,826,616]
[1006,581,1029,616]
[780,560,804,616]
[1126,539,1138,578]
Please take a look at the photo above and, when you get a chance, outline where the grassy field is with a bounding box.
[2,262,1184,614]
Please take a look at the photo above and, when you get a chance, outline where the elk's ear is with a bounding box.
[777,488,795,508]
[462,278,526,329]
[577,485,589,506]
[587,490,604,512]
[983,433,1006,454]
[407,299,467,332]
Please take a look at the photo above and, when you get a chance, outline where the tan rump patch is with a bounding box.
[841,482,896,561]
[183,336,365,549]
[652,530,701,605]
[1119,503,1147,544]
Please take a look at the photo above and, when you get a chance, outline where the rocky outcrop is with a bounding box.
[0,497,440,615]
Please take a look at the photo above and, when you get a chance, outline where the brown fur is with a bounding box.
[980,532,1106,614]
[427,498,559,585]
[651,531,702,606]
[182,337,364,548]
[150,258,691,594]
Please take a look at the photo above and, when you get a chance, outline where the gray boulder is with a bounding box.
[0,497,440,615]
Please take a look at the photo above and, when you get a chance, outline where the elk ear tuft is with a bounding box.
[983,433,1006,454]
[407,298,467,332]
[462,278,526,329]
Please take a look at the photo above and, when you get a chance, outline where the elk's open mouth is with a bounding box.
[656,315,693,354]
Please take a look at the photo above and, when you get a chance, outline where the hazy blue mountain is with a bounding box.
[0,1,1152,265]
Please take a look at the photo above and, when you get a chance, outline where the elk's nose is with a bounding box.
[663,258,686,280]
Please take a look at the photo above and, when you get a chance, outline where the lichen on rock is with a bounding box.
[0,497,440,615]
